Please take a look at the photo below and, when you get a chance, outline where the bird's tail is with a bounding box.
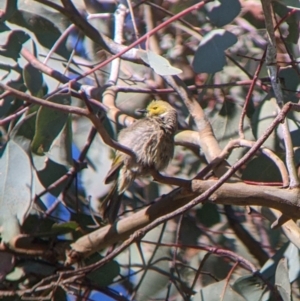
[100,182,123,223]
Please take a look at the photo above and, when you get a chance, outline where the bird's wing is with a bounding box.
[104,154,123,184]
[100,180,122,223]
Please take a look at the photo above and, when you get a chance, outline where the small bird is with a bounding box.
[101,100,178,223]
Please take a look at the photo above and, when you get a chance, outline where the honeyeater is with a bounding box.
[101,100,178,223]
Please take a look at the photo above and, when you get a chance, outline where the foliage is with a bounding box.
[0,0,299,300]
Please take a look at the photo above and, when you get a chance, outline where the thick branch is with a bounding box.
[67,180,300,262]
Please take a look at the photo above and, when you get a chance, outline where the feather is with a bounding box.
[104,155,123,184]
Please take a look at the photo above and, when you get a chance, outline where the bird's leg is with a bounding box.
[150,169,191,188]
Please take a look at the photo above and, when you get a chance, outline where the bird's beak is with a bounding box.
[137,108,148,114]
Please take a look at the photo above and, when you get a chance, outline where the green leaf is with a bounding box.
[37,159,68,197]
[0,82,26,118]
[6,261,56,281]
[0,30,30,60]
[273,2,299,43]
[23,63,43,96]
[31,93,71,156]
[8,8,70,58]
[242,155,282,183]
[275,258,291,301]
[192,29,237,74]
[279,67,300,95]
[1,0,18,21]
[278,0,300,9]
[5,266,24,281]
[261,242,300,283]
[51,221,79,235]
[86,254,120,287]
[196,203,220,227]
[22,210,55,237]
[232,275,269,301]
[53,287,67,301]
[13,110,37,139]
[209,101,254,165]
[0,140,34,243]
[48,116,73,167]
[251,96,277,151]
[237,245,296,300]
[0,252,15,280]
[206,0,241,27]
[73,116,112,204]
[140,50,182,76]
[115,225,174,300]
[234,243,298,301]
[0,23,10,33]
[283,243,300,282]
[197,279,246,301]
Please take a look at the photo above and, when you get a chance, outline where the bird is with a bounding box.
[101,100,178,223]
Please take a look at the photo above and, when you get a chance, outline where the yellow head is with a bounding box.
[144,100,175,117]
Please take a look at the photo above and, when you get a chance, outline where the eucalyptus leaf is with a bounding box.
[206,0,241,27]
[197,279,246,301]
[72,116,111,206]
[241,155,282,183]
[8,8,70,58]
[31,93,71,156]
[116,225,173,301]
[251,96,277,151]
[0,30,30,60]
[232,275,269,301]
[0,0,17,21]
[37,159,68,197]
[261,242,300,283]
[278,0,300,9]
[47,116,73,167]
[275,258,291,301]
[192,29,237,74]
[6,261,56,281]
[0,140,34,243]
[51,221,79,235]
[0,81,25,118]
[86,254,120,287]
[233,243,299,301]
[0,252,15,281]
[135,249,170,301]
[140,50,182,76]
[209,101,254,164]
[273,2,299,43]
[196,203,220,227]
[23,63,43,96]
[5,266,24,281]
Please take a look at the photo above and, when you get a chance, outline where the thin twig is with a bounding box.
[238,49,266,138]
[0,82,87,116]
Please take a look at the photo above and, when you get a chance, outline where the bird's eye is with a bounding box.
[152,106,158,110]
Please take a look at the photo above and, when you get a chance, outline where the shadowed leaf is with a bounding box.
[206,0,241,27]
[23,63,43,96]
[0,30,29,60]
[192,29,237,73]
[31,93,71,156]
